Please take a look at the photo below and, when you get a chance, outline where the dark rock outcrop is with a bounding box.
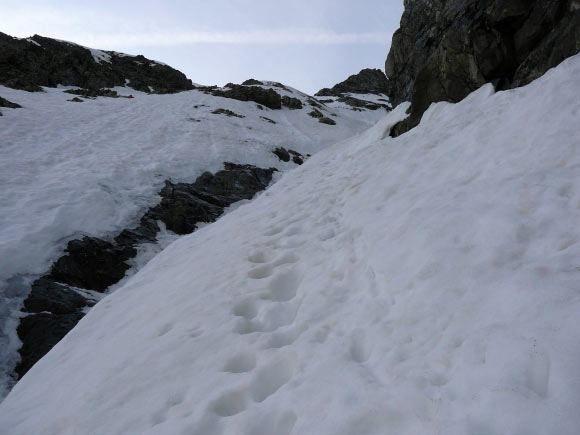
[314,69,391,113]
[211,108,245,118]
[0,96,21,108]
[307,98,323,108]
[270,82,291,92]
[202,81,301,110]
[307,107,339,124]
[288,150,305,165]
[316,68,389,96]
[319,116,336,126]
[242,79,263,86]
[386,0,580,136]
[15,312,86,378]
[0,32,194,93]
[211,84,282,109]
[281,95,303,109]
[15,163,276,379]
[14,276,98,379]
[272,147,306,165]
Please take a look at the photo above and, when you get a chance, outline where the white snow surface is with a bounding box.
[0,85,376,285]
[2,54,580,434]
[24,38,41,47]
[88,48,112,64]
[0,82,384,397]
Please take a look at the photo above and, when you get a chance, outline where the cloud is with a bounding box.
[2,5,392,49]
[74,29,392,48]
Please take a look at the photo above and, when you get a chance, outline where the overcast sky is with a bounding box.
[2,0,403,94]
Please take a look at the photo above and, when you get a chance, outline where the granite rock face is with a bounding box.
[0,32,194,93]
[22,279,96,315]
[0,96,21,116]
[316,68,389,96]
[241,79,263,86]
[147,163,276,235]
[211,108,245,118]
[386,0,580,136]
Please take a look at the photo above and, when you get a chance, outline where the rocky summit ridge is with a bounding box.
[0,32,194,93]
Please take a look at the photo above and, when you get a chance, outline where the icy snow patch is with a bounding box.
[24,38,41,47]
[88,48,111,64]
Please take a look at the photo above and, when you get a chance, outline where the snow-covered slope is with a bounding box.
[0,84,377,284]
[1,51,579,433]
[0,81,385,397]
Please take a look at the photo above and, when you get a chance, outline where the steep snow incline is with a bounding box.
[0,85,377,285]
[1,55,580,434]
[0,83,383,397]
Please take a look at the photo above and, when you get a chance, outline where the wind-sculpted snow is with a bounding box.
[1,54,579,433]
[0,81,385,398]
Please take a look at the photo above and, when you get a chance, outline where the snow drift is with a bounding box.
[1,53,579,434]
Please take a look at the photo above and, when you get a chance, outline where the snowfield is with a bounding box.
[0,83,379,285]
[0,82,384,397]
[1,53,580,433]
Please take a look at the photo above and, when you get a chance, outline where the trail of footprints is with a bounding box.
[208,211,310,430]
[208,204,345,430]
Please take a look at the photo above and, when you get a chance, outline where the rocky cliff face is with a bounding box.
[386,0,580,136]
[316,68,389,96]
[0,33,194,93]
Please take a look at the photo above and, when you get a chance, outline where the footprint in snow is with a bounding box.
[223,352,257,374]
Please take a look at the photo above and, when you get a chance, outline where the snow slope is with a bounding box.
[0,84,379,284]
[1,54,580,434]
[0,82,384,397]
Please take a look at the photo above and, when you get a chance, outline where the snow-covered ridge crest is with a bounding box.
[1,49,578,434]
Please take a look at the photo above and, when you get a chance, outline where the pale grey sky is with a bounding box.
[1,0,403,94]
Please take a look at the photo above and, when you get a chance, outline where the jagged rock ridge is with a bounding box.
[386,0,580,136]
[315,69,391,111]
[0,32,194,93]
[316,68,389,96]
